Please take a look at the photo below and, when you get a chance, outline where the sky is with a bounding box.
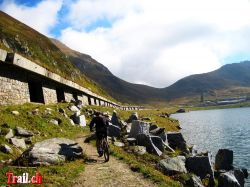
[1,0,250,88]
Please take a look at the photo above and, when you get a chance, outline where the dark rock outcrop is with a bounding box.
[186,156,215,186]
[218,172,240,187]
[167,132,189,154]
[215,149,234,170]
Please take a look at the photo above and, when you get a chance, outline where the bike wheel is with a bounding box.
[103,139,110,162]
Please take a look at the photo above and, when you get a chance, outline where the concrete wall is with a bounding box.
[43,86,57,104]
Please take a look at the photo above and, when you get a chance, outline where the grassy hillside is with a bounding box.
[0,11,114,101]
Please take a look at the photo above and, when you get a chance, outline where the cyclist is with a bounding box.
[89,112,109,157]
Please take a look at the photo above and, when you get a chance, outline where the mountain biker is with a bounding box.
[89,111,109,157]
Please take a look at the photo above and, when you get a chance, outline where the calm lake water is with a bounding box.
[172,107,250,185]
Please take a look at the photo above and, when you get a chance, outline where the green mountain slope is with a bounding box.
[0,11,113,100]
[51,39,166,104]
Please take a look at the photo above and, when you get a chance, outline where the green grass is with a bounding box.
[0,103,184,186]
[110,145,182,187]
[0,103,88,186]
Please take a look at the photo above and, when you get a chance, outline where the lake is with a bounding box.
[172,107,250,185]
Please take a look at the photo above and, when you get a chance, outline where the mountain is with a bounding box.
[2,11,250,105]
[163,61,250,101]
[52,38,250,104]
[51,39,166,104]
[0,11,113,100]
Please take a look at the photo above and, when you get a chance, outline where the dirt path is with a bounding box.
[73,136,157,187]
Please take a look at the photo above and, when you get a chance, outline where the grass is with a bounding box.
[0,103,184,186]
[0,103,88,186]
[110,145,182,187]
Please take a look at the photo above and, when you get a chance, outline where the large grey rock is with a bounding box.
[150,126,167,142]
[114,141,125,147]
[157,156,187,175]
[215,149,233,170]
[4,129,14,139]
[233,169,246,187]
[71,114,86,127]
[68,105,80,112]
[0,144,13,154]
[150,135,165,152]
[50,119,59,125]
[111,111,121,127]
[18,138,83,166]
[218,172,240,187]
[186,156,215,186]
[16,126,33,137]
[129,120,150,138]
[127,112,139,123]
[107,123,121,137]
[136,133,162,156]
[10,138,26,149]
[167,132,190,154]
[187,175,205,187]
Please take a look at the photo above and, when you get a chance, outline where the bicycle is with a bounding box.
[98,134,110,162]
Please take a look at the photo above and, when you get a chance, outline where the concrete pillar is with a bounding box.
[90,97,95,105]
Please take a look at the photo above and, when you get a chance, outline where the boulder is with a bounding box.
[4,129,14,139]
[69,119,75,126]
[186,156,215,186]
[107,123,121,137]
[59,108,66,114]
[241,168,248,178]
[167,132,190,154]
[176,108,185,113]
[186,175,205,187]
[18,138,83,166]
[75,100,83,109]
[32,109,39,115]
[126,137,137,145]
[136,133,162,156]
[16,126,33,137]
[114,141,125,147]
[50,119,59,125]
[215,149,233,170]
[150,127,167,142]
[111,111,121,127]
[157,156,187,175]
[233,169,246,187]
[129,120,150,138]
[68,105,80,112]
[11,111,19,115]
[10,138,26,149]
[71,114,86,127]
[0,144,13,154]
[218,172,240,187]
[127,112,139,123]
[130,146,147,155]
[150,135,165,152]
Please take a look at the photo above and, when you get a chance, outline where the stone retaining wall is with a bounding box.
[43,86,57,104]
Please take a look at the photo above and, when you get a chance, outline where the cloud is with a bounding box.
[3,0,250,88]
[0,0,63,36]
